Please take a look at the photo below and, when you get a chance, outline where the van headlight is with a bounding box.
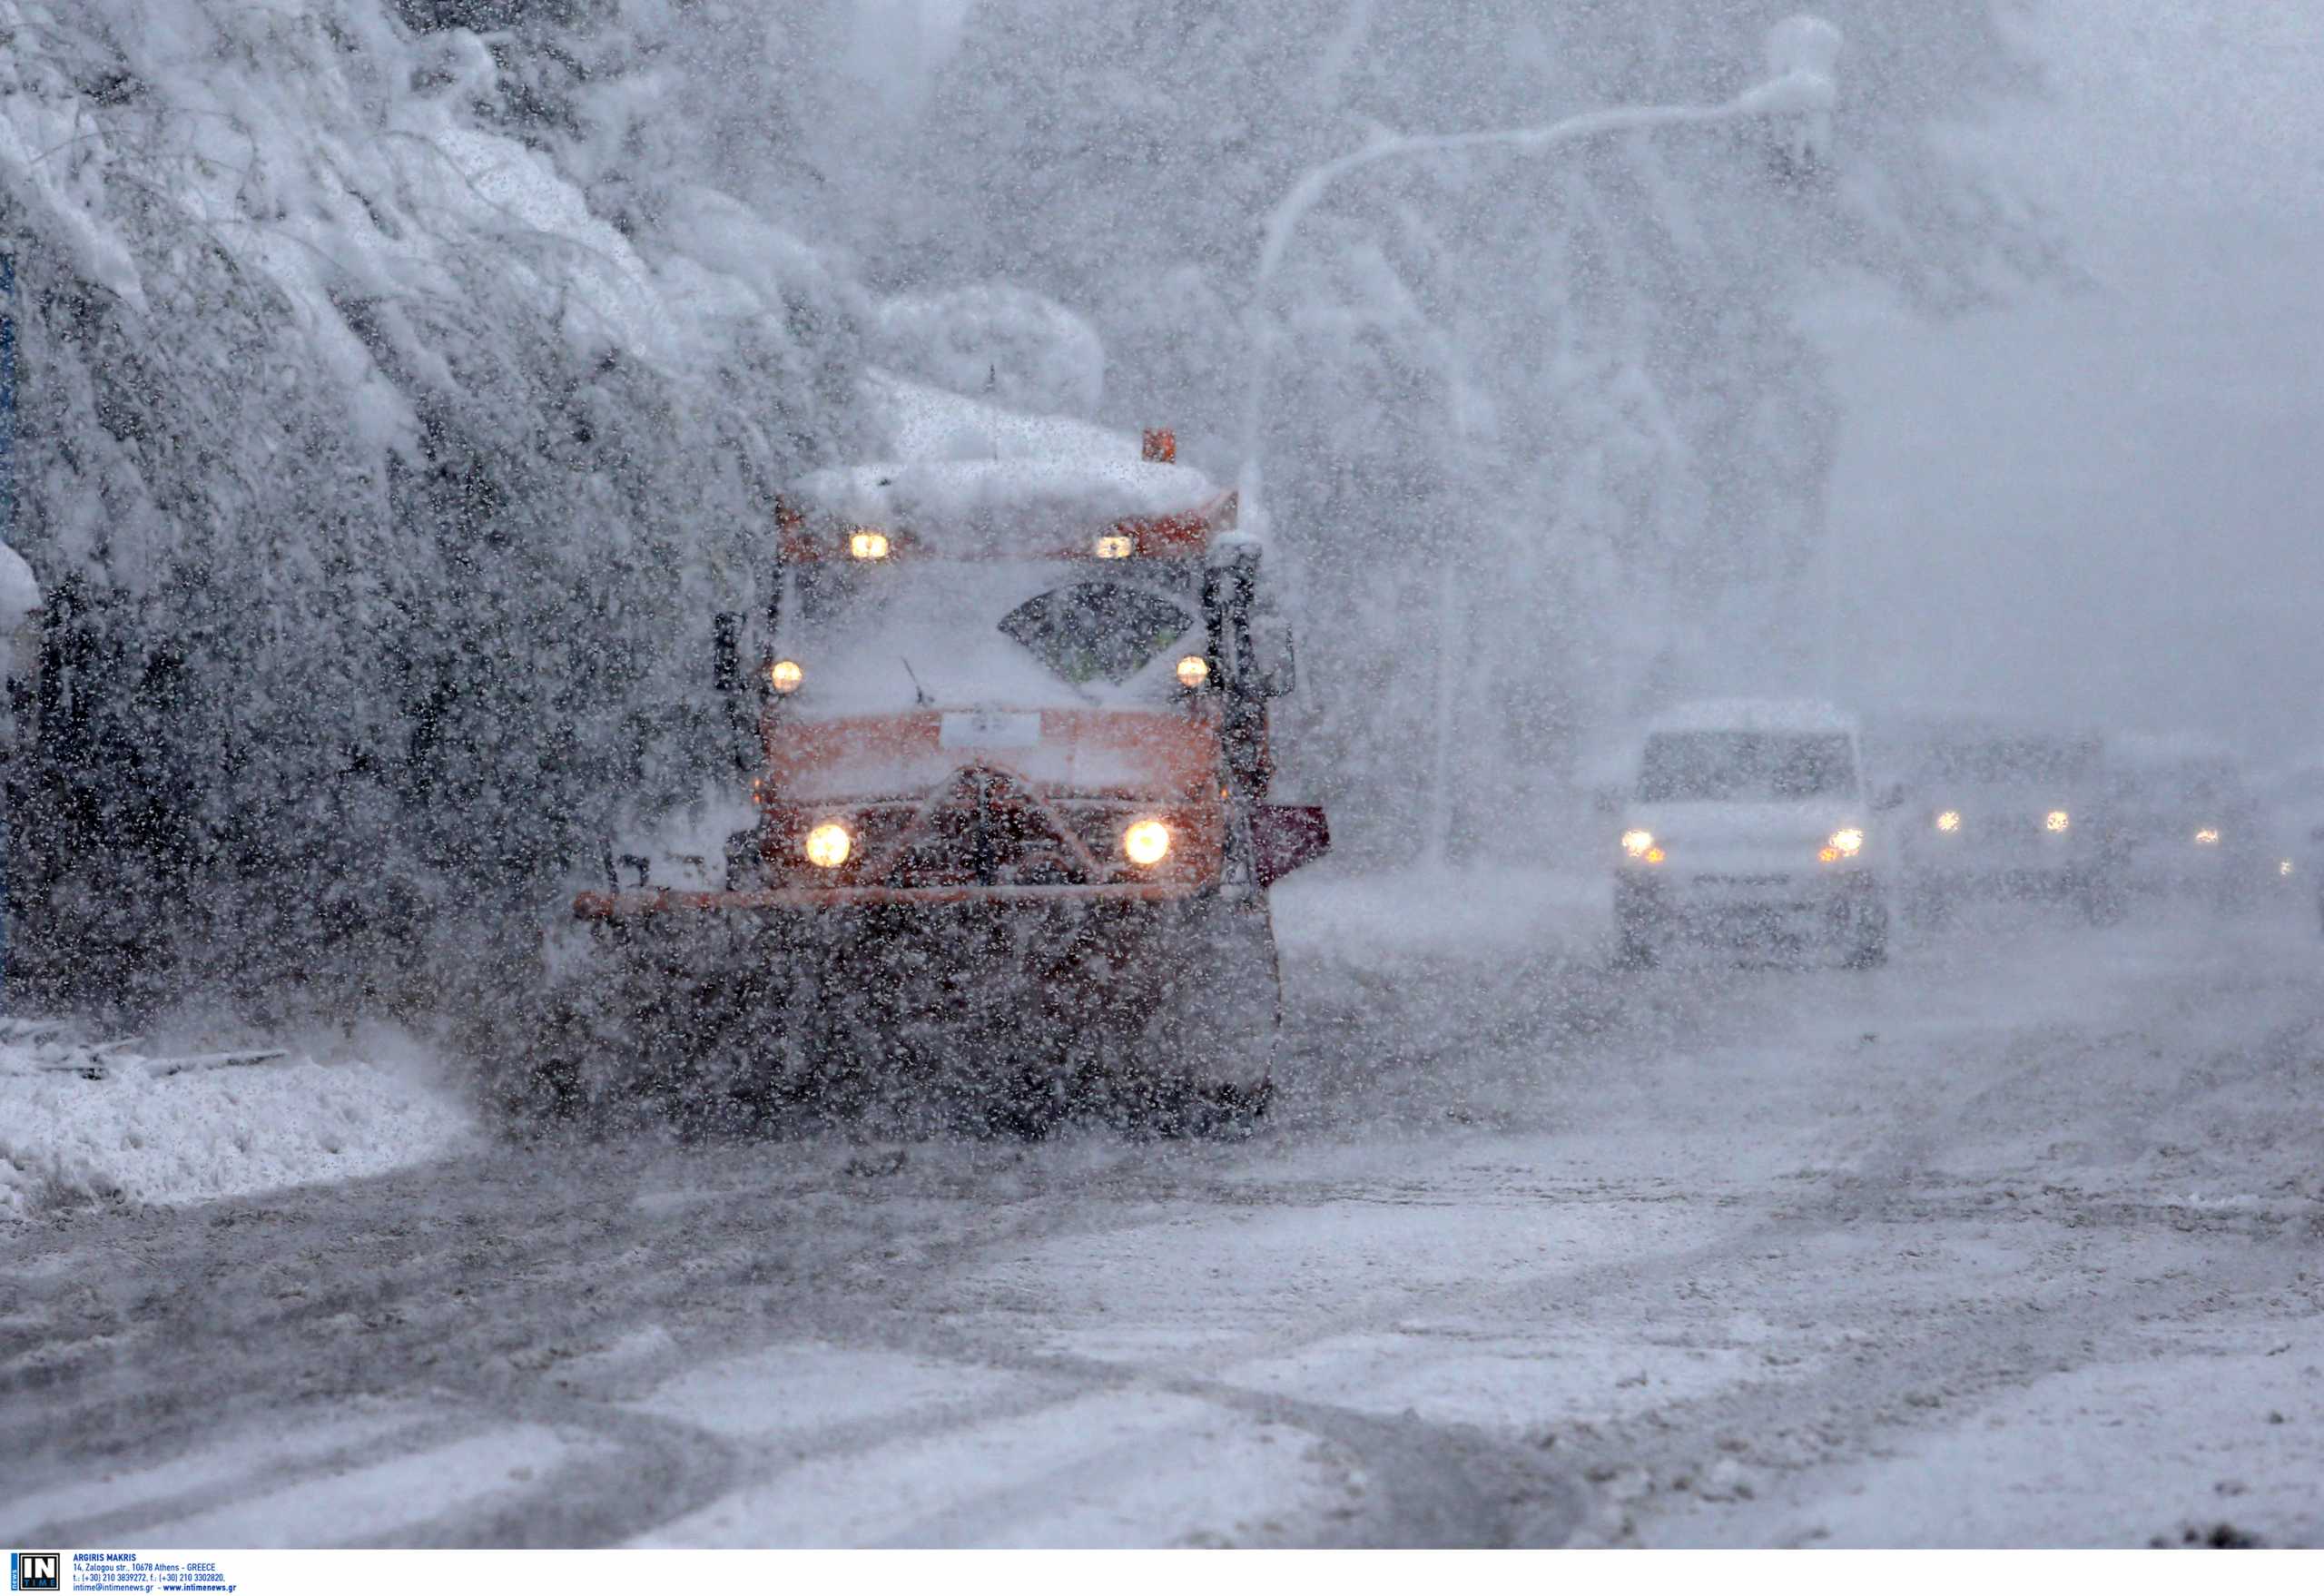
[1820,827,1865,863]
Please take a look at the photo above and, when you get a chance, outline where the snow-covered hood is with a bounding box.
[1623,798,1870,873]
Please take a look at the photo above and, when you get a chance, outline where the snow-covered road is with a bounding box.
[6,882,2323,1547]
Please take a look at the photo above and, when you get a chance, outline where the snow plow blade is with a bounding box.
[571,882,1207,921]
[509,893,1282,1139]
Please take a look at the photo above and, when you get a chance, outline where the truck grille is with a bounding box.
[876,767,1095,889]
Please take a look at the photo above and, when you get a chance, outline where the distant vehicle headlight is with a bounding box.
[2193,827,2221,847]
[803,823,852,869]
[2045,810,2071,833]
[1176,654,1210,688]
[1123,818,1172,866]
[1621,829,1656,858]
[1825,827,1865,858]
[2280,859,2296,878]
[1935,809,1962,833]
[769,658,804,695]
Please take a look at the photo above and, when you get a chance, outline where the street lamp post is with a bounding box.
[1237,13,1841,505]
[1233,15,1841,866]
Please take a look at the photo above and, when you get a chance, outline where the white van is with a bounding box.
[1611,699,1891,968]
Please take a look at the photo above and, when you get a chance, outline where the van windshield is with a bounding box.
[1638,732,1856,803]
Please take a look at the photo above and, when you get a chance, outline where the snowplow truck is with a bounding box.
[523,429,1329,1135]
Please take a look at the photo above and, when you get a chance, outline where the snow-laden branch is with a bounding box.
[1236,18,1842,499]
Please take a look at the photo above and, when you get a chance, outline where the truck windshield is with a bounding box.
[785,561,1202,714]
[999,581,1193,685]
[1638,732,1856,803]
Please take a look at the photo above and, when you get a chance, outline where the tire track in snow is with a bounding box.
[5,916,2315,1545]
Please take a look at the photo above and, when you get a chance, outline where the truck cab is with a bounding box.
[555,406,1326,1133]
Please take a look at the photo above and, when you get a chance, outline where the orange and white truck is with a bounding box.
[526,389,1328,1134]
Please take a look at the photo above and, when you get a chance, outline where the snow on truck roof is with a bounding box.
[1645,699,1859,736]
[789,458,1220,535]
[783,372,1236,553]
[863,370,1137,465]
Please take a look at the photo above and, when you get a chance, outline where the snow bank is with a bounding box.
[0,1027,472,1219]
[1274,863,1610,965]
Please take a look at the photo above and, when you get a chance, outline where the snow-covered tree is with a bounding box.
[0,0,866,1010]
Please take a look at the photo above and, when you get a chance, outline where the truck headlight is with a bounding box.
[2044,810,2071,833]
[848,529,890,561]
[1123,818,1172,865]
[1176,655,1210,688]
[803,823,852,869]
[1935,809,1962,833]
[2193,827,2221,847]
[1621,829,1655,857]
[769,659,804,694]
[1820,827,1865,862]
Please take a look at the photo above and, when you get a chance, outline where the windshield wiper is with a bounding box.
[901,656,933,708]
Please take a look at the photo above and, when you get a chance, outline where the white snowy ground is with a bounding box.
[5,872,2324,1547]
[0,1023,474,1219]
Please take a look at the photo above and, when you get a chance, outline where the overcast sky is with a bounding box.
[1820,2,2324,762]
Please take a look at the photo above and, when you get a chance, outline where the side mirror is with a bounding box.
[1246,607,1296,698]
[1216,543,1296,697]
[1875,783,1906,813]
[712,612,743,694]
